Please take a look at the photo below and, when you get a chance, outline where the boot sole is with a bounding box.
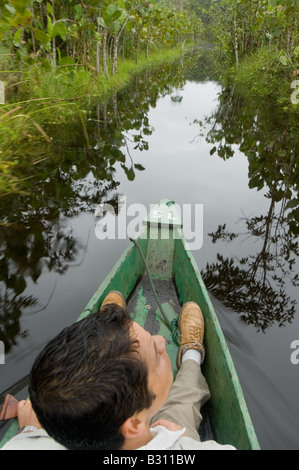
[101,290,126,310]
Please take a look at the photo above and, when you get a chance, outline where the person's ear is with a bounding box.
[121,416,147,439]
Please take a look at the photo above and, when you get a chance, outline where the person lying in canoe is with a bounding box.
[1,292,235,450]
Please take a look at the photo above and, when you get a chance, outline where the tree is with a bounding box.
[208,0,299,66]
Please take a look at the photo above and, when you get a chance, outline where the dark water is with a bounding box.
[0,51,298,449]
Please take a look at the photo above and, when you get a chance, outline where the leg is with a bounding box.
[152,359,210,441]
[153,301,209,441]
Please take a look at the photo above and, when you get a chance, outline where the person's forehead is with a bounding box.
[131,322,153,356]
[132,321,150,342]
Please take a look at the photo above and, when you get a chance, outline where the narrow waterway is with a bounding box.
[0,52,298,450]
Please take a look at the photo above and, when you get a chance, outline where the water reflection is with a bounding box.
[0,55,197,351]
[194,80,299,332]
[1,52,298,449]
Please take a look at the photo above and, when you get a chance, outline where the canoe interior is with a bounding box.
[78,220,260,450]
[126,274,214,443]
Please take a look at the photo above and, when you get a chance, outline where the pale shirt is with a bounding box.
[1,425,236,451]
[138,425,236,450]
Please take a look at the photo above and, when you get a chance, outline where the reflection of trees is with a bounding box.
[198,85,299,233]
[203,208,297,331]
[184,51,220,83]
[0,56,197,350]
[203,254,296,332]
[0,286,35,353]
[197,82,298,332]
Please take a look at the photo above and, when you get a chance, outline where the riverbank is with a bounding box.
[235,48,298,113]
[29,44,193,103]
[215,46,298,114]
[0,44,193,194]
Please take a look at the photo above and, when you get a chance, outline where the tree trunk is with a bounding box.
[112,36,119,75]
[96,24,100,75]
[103,28,108,79]
[52,37,56,67]
[103,101,108,137]
[52,0,56,67]
[136,32,139,64]
[146,23,151,59]
[233,10,239,68]
[122,30,126,59]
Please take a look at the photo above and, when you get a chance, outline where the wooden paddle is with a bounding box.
[0,394,19,421]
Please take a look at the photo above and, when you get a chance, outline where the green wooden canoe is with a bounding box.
[0,198,260,450]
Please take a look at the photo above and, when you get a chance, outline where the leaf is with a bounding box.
[249,175,264,191]
[52,22,67,39]
[279,55,288,66]
[106,4,119,19]
[59,56,75,66]
[13,29,21,47]
[210,146,217,155]
[103,3,123,25]
[97,16,107,28]
[47,15,53,36]
[47,2,54,17]
[74,4,83,21]
[10,9,33,28]
[121,164,135,181]
[134,164,145,171]
[286,198,299,210]
[5,4,15,15]
[8,274,26,295]
[34,28,50,45]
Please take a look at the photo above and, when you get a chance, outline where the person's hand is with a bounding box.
[151,419,187,436]
[17,399,42,430]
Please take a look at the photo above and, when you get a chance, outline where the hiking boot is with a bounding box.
[177,301,205,368]
[100,291,126,310]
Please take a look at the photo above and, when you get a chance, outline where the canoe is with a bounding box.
[0,198,260,450]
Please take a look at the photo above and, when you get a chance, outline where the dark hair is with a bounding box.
[28,304,155,450]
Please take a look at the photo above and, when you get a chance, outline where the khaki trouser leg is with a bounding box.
[152,360,211,442]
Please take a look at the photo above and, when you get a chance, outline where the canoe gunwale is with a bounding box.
[172,233,260,450]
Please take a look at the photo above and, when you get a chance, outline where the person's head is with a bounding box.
[29,304,173,450]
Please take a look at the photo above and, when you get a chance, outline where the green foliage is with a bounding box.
[0,0,202,71]
[0,43,190,193]
[234,47,293,100]
[0,0,203,193]
[203,0,298,115]
[207,0,298,65]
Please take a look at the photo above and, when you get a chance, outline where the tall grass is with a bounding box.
[233,47,297,110]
